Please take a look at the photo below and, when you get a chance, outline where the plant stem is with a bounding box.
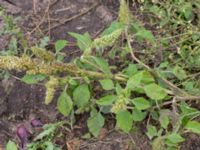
[125,28,200,100]
[0,55,127,82]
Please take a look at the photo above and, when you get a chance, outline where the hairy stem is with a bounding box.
[0,55,127,81]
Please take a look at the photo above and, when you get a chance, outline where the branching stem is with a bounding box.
[125,28,200,101]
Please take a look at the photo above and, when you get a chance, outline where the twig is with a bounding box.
[47,0,51,37]
[172,97,179,116]
[92,25,107,39]
[125,29,200,100]
[175,95,200,100]
[55,7,71,13]
[128,133,139,150]
[33,0,37,14]
[49,0,60,8]
[3,0,16,6]
[28,0,50,35]
[45,2,99,32]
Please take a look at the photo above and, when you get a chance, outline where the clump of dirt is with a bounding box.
[80,131,151,150]
[181,134,200,150]
[0,79,59,145]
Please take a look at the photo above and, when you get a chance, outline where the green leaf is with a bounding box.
[99,79,114,90]
[100,106,112,114]
[123,64,138,77]
[131,21,143,33]
[49,142,61,150]
[172,66,187,80]
[132,108,147,121]
[43,141,54,150]
[181,3,193,20]
[93,29,122,48]
[141,70,155,84]
[131,97,151,110]
[96,95,117,106]
[165,140,178,149]
[87,110,105,137]
[116,83,123,95]
[185,121,200,134]
[101,21,124,36]
[159,114,169,129]
[144,83,167,100]
[152,137,165,150]
[180,102,199,119]
[34,122,63,140]
[68,32,92,54]
[34,127,53,140]
[126,71,143,90]
[135,29,155,43]
[146,125,157,140]
[126,70,154,91]
[57,90,73,116]
[164,146,178,150]
[166,133,185,144]
[131,22,155,43]
[116,110,133,133]
[92,57,111,74]
[182,81,194,92]
[39,36,50,48]
[21,74,46,84]
[56,53,65,62]
[8,36,18,55]
[55,40,68,53]
[6,141,18,150]
[68,78,78,86]
[73,84,90,108]
[81,133,92,139]
[152,110,159,120]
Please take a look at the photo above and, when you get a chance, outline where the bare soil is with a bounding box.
[0,0,199,150]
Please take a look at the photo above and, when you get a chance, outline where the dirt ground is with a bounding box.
[0,0,199,150]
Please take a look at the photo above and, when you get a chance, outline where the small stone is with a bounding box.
[16,125,28,149]
[96,5,113,24]
[31,119,43,127]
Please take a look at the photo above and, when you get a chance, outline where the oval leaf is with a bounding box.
[131,97,151,110]
[132,108,147,121]
[116,110,133,133]
[21,74,46,84]
[96,95,117,106]
[55,40,68,53]
[73,84,90,108]
[6,141,18,150]
[126,71,143,90]
[166,133,185,144]
[146,125,157,140]
[159,111,170,129]
[99,79,114,90]
[185,121,200,134]
[57,90,73,116]
[68,32,92,54]
[87,110,105,137]
[92,57,111,74]
[144,83,167,100]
